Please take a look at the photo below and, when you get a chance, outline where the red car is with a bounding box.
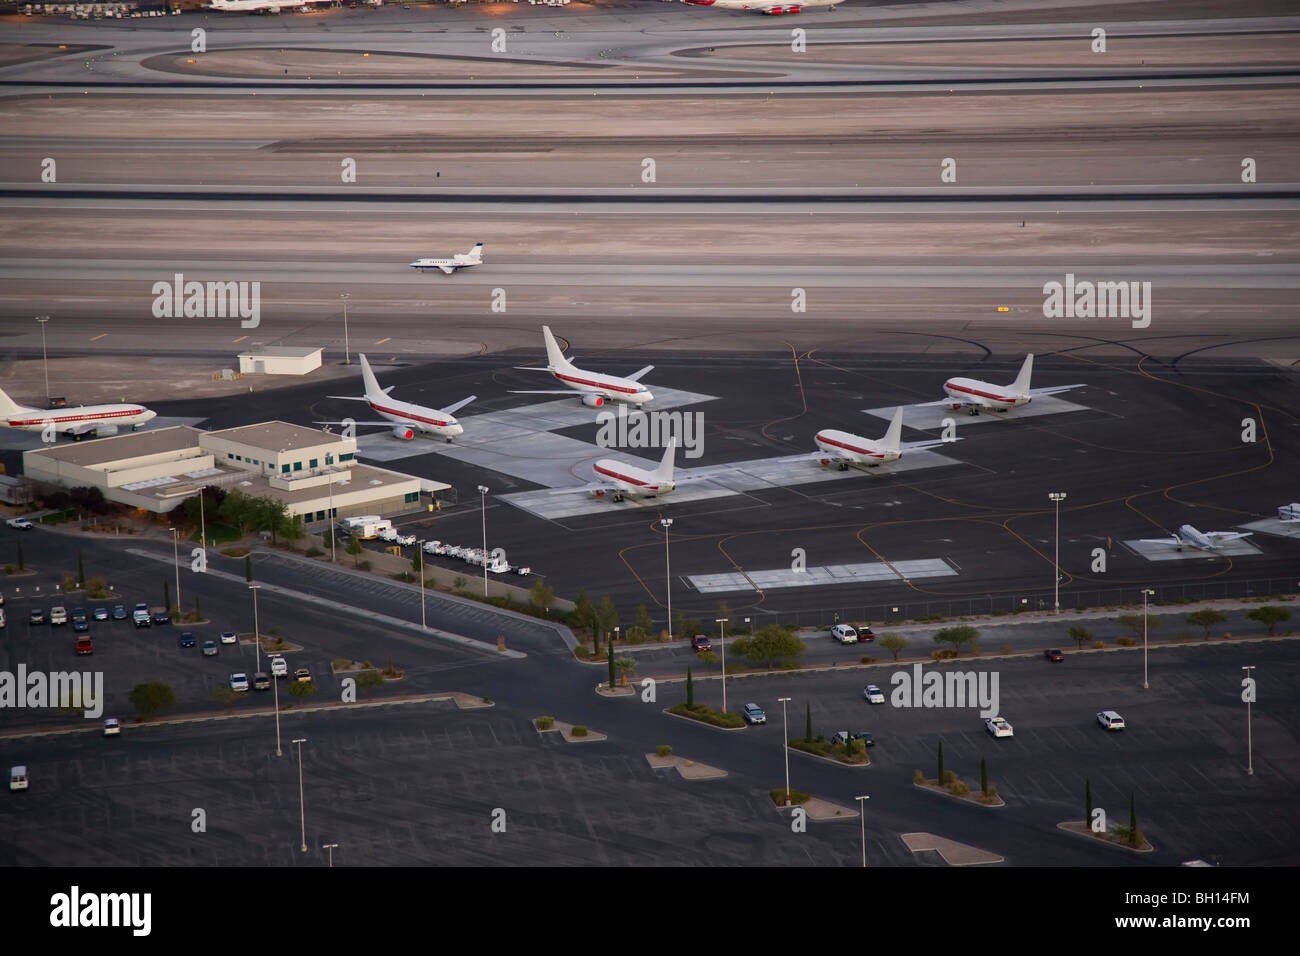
[1045,648,1064,662]
[691,635,712,652]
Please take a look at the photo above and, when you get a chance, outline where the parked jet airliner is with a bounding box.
[511,326,654,407]
[316,354,474,442]
[923,354,1085,415]
[0,387,155,439]
[682,0,843,13]
[814,407,954,470]
[1140,525,1253,553]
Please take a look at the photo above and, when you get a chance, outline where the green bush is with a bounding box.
[574,645,590,659]
[981,785,999,803]
[1117,637,1136,647]
[769,789,811,806]
[941,769,957,784]
[667,703,745,729]
[655,744,672,757]
[950,780,970,796]
[998,645,1014,655]
[356,670,384,688]
[1093,640,1105,649]
[571,725,588,737]
[535,716,555,730]
[332,658,353,669]
[914,768,925,784]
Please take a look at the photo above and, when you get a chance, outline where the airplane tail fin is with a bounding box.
[542,326,572,370]
[0,386,26,417]
[358,353,385,400]
[1010,353,1034,394]
[653,440,677,482]
[467,242,483,261]
[881,406,904,454]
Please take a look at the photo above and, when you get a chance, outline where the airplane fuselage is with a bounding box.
[814,429,898,466]
[367,397,463,439]
[554,368,653,406]
[3,404,156,434]
[943,378,1029,411]
[591,460,673,499]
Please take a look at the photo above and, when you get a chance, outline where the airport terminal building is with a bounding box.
[22,421,446,527]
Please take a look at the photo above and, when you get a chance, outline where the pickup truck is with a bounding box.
[132,603,151,627]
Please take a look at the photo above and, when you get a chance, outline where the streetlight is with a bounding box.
[1242,666,1255,776]
[35,315,51,404]
[778,696,792,807]
[715,617,729,713]
[250,584,262,674]
[855,795,870,867]
[327,469,337,564]
[292,738,308,851]
[477,485,489,597]
[660,518,674,641]
[1048,492,1067,613]
[323,843,339,867]
[272,660,282,758]
[416,541,427,630]
[340,293,350,365]
[1141,588,1155,689]
[168,527,181,615]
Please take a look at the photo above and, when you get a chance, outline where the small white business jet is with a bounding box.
[681,0,843,13]
[0,387,155,440]
[511,326,654,408]
[814,406,954,470]
[1139,525,1253,553]
[316,354,475,442]
[410,243,484,275]
[922,354,1085,416]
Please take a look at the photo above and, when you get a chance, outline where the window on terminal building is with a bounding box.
[340,453,355,462]
[405,492,418,503]
[309,459,318,469]
[293,462,302,472]
[281,464,290,474]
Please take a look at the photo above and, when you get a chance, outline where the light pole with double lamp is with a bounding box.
[249,584,262,674]
[293,738,308,851]
[35,314,51,404]
[856,795,870,867]
[477,485,490,596]
[1141,587,1155,689]
[660,517,673,641]
[778,696,792,807]
[340,293,350,365]
[1242,665,1255,776]
[417,541,427,629]
[323,843,339,867]
[1049,491,1067,613]
[168,527,181,615]
[715,617,729,713]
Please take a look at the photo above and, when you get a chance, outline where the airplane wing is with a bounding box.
[325,395,369,402]
[382,386,396,395]
[508,389,584,395]
[511,366,553,373]
[915,398,958,407]
[312,420,404,429]
[439,265,455,275]
[1028,384,1086,397]
[63,421,100,436]
[1206,531,1252,542]
[626,365,655,382]
[440,395,476,416]
[900,438,959,451]
[1138,535,1179,545]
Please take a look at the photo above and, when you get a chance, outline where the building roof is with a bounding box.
[204,421,351,453]
[22,426,205,467]
[226,463,416,506]
[236,346,322,359]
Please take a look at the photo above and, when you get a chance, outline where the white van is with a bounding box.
[269,656,288,679]
[831,624,859,644]
[9,766,29,791]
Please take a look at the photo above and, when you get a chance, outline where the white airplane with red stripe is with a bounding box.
[923,354,1085,416]
[511,326,654,408]
[682,0,843,13]
[316,353,474,442]
[0,386,155,439]
[814,407,952,471]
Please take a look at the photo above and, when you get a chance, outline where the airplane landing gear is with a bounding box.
[837,461,849,471]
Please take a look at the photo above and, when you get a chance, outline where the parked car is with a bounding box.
[178,632,196,648]
[831,731,873,748]
[984,716,1014,738]
[831,624,859,644]
[863,684,885,704]
[219,631,238,645]
[741,703,766,724]
[857,626,876,642]
[29,608,46,625]
[270,656,288,678]
[690,635,711,652]
[201,640,218,657]
[132,604,151,627]
[103,718,120,736]
[252,673,271,691]
[9,765,29,791]
[151,610,170,625]
[6,517,33,530]
[1045,648,1065,662]
[50,606,68,625]
[111,605,128,620]
[72,609,89,632]
[92,607,109,621]
[75,634,93,655]
[294,667,312,684]
[1097,710,1126,731]
[229,673,249,692]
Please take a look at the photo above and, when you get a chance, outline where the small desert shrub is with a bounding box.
[571,725,588,737]
[535,716,555,730]
[656,744,672,757]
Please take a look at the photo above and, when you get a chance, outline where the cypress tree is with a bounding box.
[1085,777,1093,828]
[163,580,170,614]
[17,540,23,571]
[245,555,253,582]
[607,633,615,690]
[980,756,988,795]
[77,550,85,588]
[685,665,694,708]
[937,739,944,782]
[1129,791,1138,846]
[804,702,812,743]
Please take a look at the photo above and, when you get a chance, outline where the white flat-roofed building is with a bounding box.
[237,346,323,376]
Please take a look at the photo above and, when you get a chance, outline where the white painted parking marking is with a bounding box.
[689,558,955,594]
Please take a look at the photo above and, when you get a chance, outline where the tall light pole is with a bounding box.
[250,584,262,674]
[35,315,51,404]
[1141,588,1154,689]
[778,696,792,807]
[855,795,870,867]
[477,485,489,597]
[327,470,337,564]
[168,527,181,615]
[272,661,282,758]
[417,541,427,630]
[323,843,339,867]
[1048,492,1067,613]
[340,293,350,365]
[1242,666,1255,776]
[197,487,207,550]
[292,737,308,851]
[715,617,728,713]
[660,518,673,641]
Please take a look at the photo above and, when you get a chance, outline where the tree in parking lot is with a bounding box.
[162,580,170,615]
[288,680,316,701]
[1128,792,1138,846]
[1247,605,1290,635]
[16,540,24,571]
[1187,609,1228,640]
[77,550,85,588]
[685,665,694,708]
[596,595,620,641]
[877,633,908,661]
[1068,625,1094,650]
[608,633,616,690]
[572,589,594,629]
[245,554,253,581]
[1116,614,1157,640]
[129,680,177,720]
[730,624,806,669]
[346,535,364,567]
[528,579,554,615]
[805,702,812,743]
[1085,777,1093,827]
[631,604,654,642]
[980,756,988,797]
[936,740,944,783]
[933,625,980,656]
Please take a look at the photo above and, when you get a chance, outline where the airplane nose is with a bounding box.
[638,391,654,404]
[450,424,464,436]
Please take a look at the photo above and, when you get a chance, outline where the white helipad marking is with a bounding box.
[864,395,1090,430]
[689,558,956,594]
[1124,538,1263,561]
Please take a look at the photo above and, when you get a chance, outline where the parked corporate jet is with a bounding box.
[1139,525,1253,553]
[0,387,156,440]
[316,354,475,442]
[410,243,484,275]
[814,406,954,470]
[922,354,1085,415]
[681,0,843,13]
[511,326,654,407]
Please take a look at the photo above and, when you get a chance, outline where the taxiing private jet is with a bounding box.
[0,387,156,440]
[1139,525,1253,553]
[681,0,844,13]
[511,326,654,407]
[410,243,484,275]
[922,354,1085,415]
[814,406,954,470]
[316,354,475,442]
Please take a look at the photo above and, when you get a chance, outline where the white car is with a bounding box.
[9,765,28,791]
[220,631,238,645]
[831,624,859,644]
[1097,710,1126,731]
[269,656,288,678]
[229,673,249,692]
[103,718,120,736]
[50,606,68,625]
[863,684,885,704]
[6,517,33,530]
[984,716,1014,738]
